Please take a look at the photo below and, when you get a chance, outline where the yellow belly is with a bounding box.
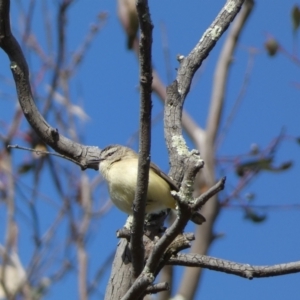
[105,159,176,214]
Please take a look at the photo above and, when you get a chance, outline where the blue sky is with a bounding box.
[1,0,300,299]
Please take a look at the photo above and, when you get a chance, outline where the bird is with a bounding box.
[117,0,139,49]
[89,145,205,225]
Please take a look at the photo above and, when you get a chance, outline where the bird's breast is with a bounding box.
[106,160,138,214]
[104,159,176,214]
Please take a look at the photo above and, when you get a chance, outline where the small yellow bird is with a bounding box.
[90,145,205,225]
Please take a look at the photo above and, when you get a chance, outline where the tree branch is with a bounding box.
[122,158,222,300]
[176,0,245,100]
[145,282,169,294]
[165,0,246,184]
[168,253,300,279]
[42,0,74,117]
[207,0,254,144]
[164,1,248,298]
[130,0,153,281]
[123,1,245,298]
[193,177,226,211]
[0,0,101,170]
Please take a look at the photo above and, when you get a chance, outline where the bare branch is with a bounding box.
[120,1,246,299]
[122,154,222,300]
[119,2,207,148]
[7,144,80,166]
[1,151,17,299]
[207,0,254,144]
[42,0,74,118]
[151,69,206,148]
[168,253,300,279]
[157,265,173,300]
[145,282,169,294]
[216,47,256,148]
[130,0,153,281]
[69,12,107,70]
[193,177,226,211]
[76,173,92,300]
[176,0,245,100]
[0,0,102,169]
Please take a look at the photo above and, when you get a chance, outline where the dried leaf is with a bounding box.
[291,5,300,32]
[244,208,267,223]
[18,163,34,174]
[265,38,279,56]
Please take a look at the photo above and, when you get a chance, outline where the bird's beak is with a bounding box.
[86,158,102,170]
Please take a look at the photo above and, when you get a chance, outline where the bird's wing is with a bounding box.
[150,162,179,192]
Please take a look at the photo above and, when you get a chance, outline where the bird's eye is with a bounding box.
[107,150,115,157]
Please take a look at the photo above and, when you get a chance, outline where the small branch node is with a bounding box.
[51,128,60,141]
[177,54,185,62]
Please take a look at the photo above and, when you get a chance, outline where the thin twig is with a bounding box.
[7,144,80,165]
